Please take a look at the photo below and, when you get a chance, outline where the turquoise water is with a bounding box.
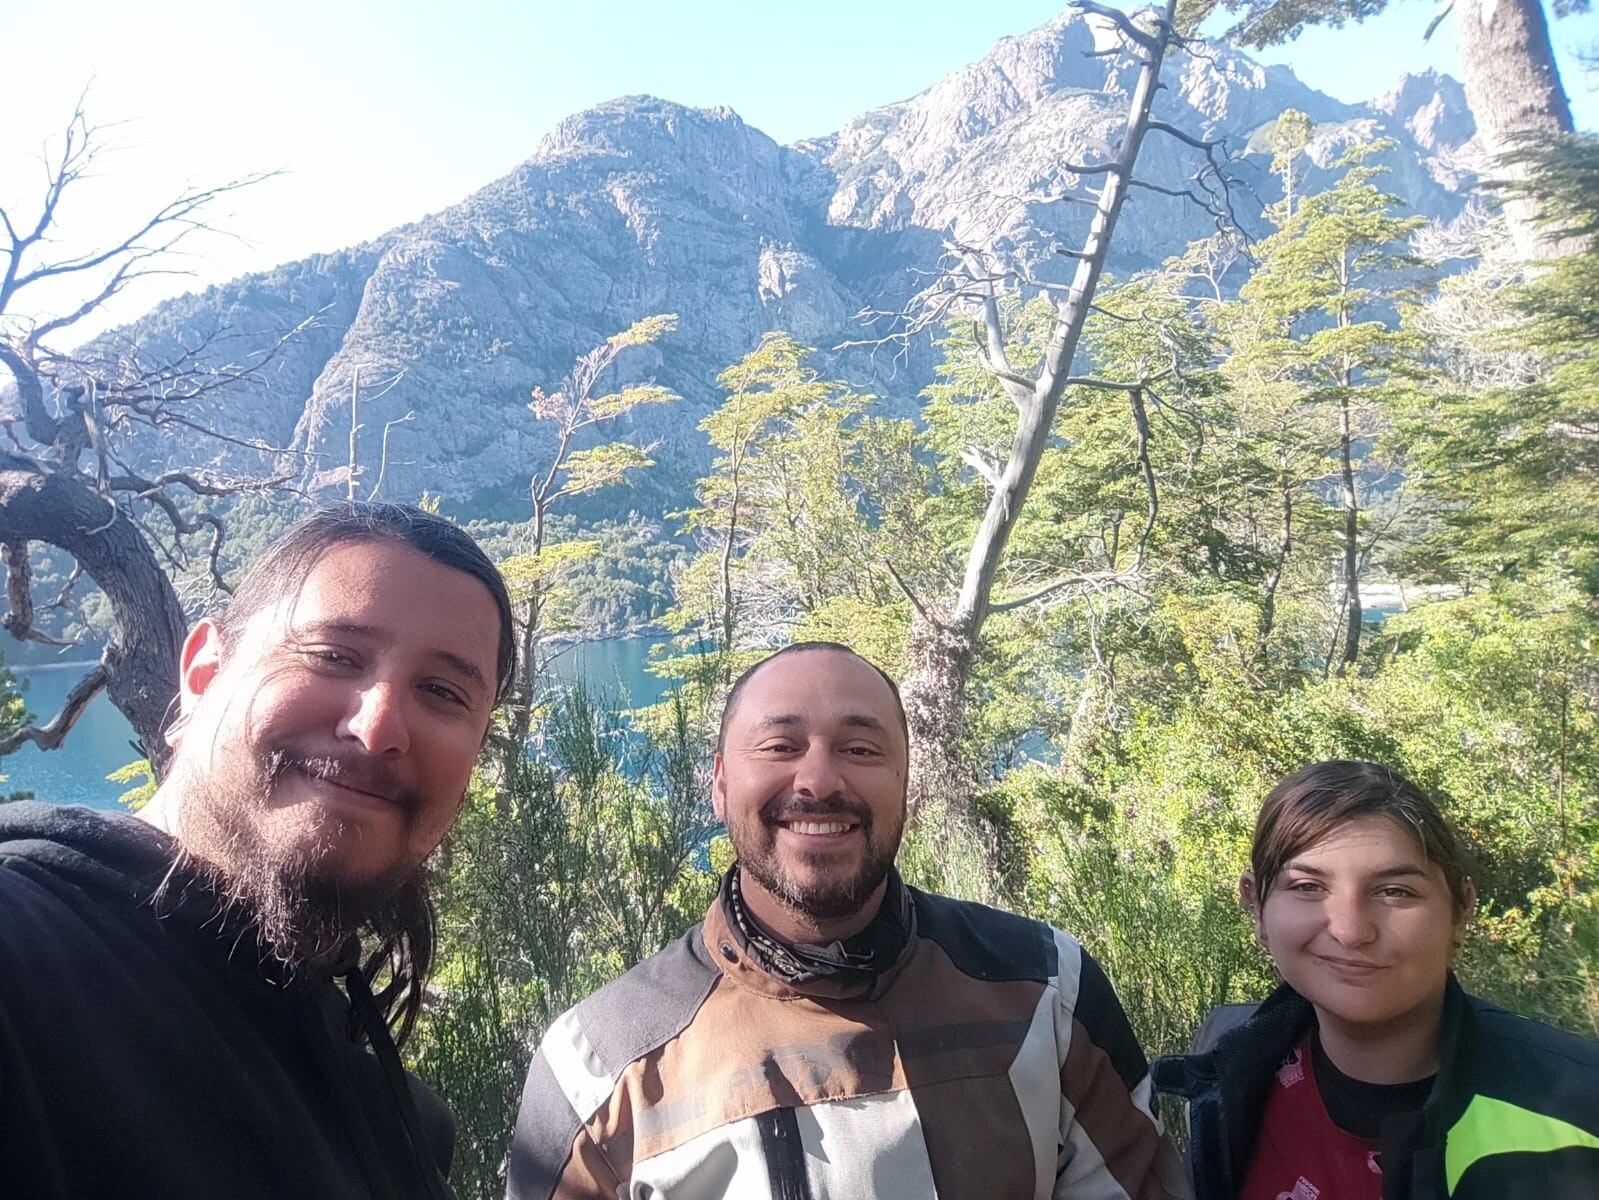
[5,636,666,811]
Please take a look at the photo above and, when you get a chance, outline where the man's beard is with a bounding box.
[730,792,904,924]
[165,745,435,976]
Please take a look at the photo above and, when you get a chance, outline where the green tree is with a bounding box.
[1227,142,1427,668]
[1267,108,1315,221]
[662,333,921,700]
[498,316,679,767]
[1393,134,1599,592]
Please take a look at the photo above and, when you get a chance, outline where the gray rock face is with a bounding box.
[107,10,1478,513]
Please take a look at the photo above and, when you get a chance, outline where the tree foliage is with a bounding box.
[406,138,1599,1199]
[415,684,716,1198]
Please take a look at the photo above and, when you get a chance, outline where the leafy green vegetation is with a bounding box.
[405,135,1598,1198]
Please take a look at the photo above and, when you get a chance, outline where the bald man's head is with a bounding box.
[717,643,907,755]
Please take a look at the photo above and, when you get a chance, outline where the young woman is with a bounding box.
[1154,760,1599,1200]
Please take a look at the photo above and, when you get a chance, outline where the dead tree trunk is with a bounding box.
[903,618,977,816]
[0,459,186,773]
[896,0,1184,813]
[1453,0,1576,260]
[0,103,296,776]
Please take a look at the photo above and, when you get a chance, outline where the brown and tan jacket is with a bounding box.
[507,873,1188,1199]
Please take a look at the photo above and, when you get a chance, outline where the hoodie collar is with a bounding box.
[0,801,180,906]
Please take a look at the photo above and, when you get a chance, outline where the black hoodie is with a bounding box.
[0,801,457,1199]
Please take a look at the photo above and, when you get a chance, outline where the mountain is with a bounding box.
[109,9,1480,515]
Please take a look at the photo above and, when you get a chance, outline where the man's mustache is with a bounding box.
[265,748,422,812]
[761,793,873,830]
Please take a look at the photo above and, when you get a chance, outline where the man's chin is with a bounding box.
[762,865,887,924]
[254,798,405,878]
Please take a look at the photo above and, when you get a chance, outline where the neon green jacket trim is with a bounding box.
[1446,1093,1599,1194]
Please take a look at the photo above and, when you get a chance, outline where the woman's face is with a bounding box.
[1249,815,1469,1029]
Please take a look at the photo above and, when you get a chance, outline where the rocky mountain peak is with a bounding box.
[103,9,1482,511]
[1375,69,1476,153]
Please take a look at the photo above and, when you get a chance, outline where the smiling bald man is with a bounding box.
[508,641,1188,1200]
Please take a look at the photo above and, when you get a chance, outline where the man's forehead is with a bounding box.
[241,542,498,672]
[733,650,899,723]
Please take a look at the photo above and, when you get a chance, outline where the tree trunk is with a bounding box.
[499,501,547,797]
[896,0,1178,813]
[1255,472,1293,662]
[903,617,975,813]
[718,460,743,669]
[1337,395,1362,669]
[0,459,186,775]
[1454,0,1576,260]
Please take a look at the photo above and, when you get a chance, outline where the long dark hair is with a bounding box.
[210,501,514,1045]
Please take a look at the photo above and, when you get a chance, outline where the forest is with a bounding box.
[382,129,1597,1195]
[1,3,1595,1197]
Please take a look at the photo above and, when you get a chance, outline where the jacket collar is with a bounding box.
[1155,975,1473,1199]
[704,866,917,1001]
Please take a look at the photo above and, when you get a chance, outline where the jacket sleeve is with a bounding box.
[1055,943,1191,1200]
[504,1042,623,1200]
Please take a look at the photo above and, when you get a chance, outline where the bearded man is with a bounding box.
[507,641,1188,1200]
[0,503,513,1199]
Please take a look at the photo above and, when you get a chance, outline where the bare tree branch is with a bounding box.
[367,411,416,501]
[1,540,74,646]
[1071,0,1156,50]
[1146,120,1222,152]
[0,662,111,755]
[882,559,933,623]
[989,569,1145,613]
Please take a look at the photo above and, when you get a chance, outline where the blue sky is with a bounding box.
[7,0,1596,337]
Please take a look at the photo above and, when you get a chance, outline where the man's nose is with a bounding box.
[791,743,845,798]
[337,678,411,755]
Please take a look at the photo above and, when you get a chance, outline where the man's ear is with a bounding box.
[711,753,728,824]
[179,619,225,709]
[1240,870,1267,943]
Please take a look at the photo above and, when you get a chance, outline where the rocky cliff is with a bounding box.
[110,9,1479,515]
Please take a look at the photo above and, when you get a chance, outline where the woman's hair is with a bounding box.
[1252,760,1473,913]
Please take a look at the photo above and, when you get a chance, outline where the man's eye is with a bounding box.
[1378,886,1418,900]
[307,648,356,668]
[1287,880,1324,894]
[424,682,469,707]
[844,745,882,758]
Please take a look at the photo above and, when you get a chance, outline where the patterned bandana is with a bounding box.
[725,864,913,986]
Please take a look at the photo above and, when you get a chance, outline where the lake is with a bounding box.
[4,636,668,811]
